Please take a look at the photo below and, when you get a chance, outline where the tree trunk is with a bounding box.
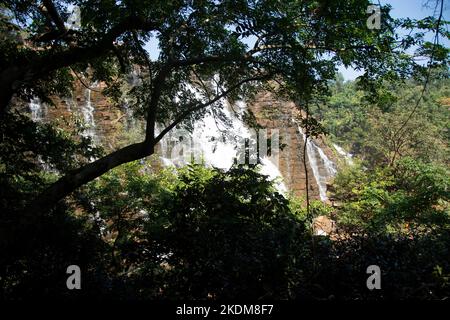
[24,141,154,216]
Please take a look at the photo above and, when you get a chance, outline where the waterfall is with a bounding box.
[28,97,53,171]
[259,157,288,194]
[156,84,287,194]
[188,100,251,170]
[300,129,337,201]
[156,123,177,167]
[66,98,72,112]
[29,97,46,122]
[81,89,96,140]
[333,143,354,165]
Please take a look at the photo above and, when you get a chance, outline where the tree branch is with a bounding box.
[0,16,160,115]
[42,0,67,34]
[389,0,444,166]
[155,74,270,144]
[143,53,257,143]
[23,73,269,216]
[24,142,150,217]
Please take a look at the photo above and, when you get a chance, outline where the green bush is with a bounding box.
[332,158,450,234]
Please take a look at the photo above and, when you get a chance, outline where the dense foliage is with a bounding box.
[313,72,450,167]
[332,157,449,234]
[1,152,449,299]
[0,0,449,301]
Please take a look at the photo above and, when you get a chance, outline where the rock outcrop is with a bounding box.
[248,91,337,200]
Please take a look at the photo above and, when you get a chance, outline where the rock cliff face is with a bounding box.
[19,80,126,150]
[21,79,340,201]
[247,91,337,201]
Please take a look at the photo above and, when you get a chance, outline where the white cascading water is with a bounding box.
[300,128,337,201]
[29,97,46,122]
[333,143,354,165]
[28,97,52,171]
[157,84,287,194]
[156,127,175,167]
[81,88,96,140]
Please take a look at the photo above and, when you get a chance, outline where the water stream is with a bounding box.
[300,129,337,201]
[332,143,354,165]
[157,84,287,194]
[29,97,46,122]
[81,88,97,140]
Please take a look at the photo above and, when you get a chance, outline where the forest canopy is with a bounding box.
[0,0,449,301]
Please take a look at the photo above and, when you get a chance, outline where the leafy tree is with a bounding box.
[314,72,450,168]
[1,0,449,301]
[332,157,450,234]
[85,162,307,299]
[1,0,445,215]
[0,113,108,299]
[0,112,101,212]
[144,164,303,299]
[3,155,449,300]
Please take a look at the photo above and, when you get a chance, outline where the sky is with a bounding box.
[339,0,449,80]
[145,0,449,80]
